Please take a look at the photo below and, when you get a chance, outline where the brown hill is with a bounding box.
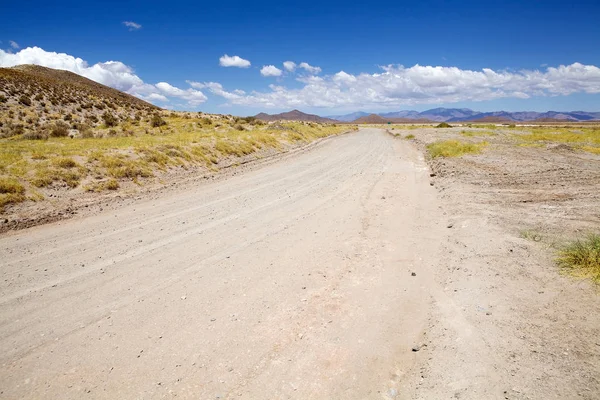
[0,65,158,138]
[254,109,337,123]
[354,114,389,124]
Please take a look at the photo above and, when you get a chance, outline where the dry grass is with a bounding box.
[427,140,488,158]
[460,129,497,137]
[513,126,600,155]
[0,116,350,210]
[0,177,26,209]
[557,234,600,283]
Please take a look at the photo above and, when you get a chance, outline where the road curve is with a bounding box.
[0,128,446,399]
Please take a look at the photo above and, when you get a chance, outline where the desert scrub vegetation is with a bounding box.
[0,177,26,209]
[427,140,488,158]
[512,126,600,155]
[556,234,600,283]
[0,115,350,210]
[460,129,497,137]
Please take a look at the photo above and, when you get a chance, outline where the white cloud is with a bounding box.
[155,82,207,105]
[208,63,600,109]
[283,61,296,72]
[0,46,207,107]
[9,40,19,49]
[260,65,283,77]
[145,93,169,102]
[123,21,142,31]
[219,54,251,68]
[188,81,244,101]
[298,62,322,75]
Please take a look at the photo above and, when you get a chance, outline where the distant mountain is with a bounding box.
[378,110,420,119]
[417,108,479,122]
[353,114,433,124]
[334,108,600,123]
[325,111,369,122]
[254,109,337,123]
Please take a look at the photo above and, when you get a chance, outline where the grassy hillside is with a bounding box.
[0,66,352,212]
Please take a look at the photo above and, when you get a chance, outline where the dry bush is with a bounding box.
[49,121,70,137]
[18,95,32,106]
[23,130,48,140]
[102,111,118,127]
[150,114,167,127]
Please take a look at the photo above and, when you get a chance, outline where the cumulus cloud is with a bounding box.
[298,62,322,75]
[208,63,600,109]
[283,61,296,72]
[0,46,206,107]
[260,65,283,77]
[187,81,245,101]
[123,21,142,31]
[9,40,19,49]
[219,54,251,68]
[155,82,207,105]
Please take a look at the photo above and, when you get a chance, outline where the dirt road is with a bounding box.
[2,128,599,399]
[0,129,447,398]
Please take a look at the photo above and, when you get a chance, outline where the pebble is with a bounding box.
[447,223,453,228]
[411,272,416,277]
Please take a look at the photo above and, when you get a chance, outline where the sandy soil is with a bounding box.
[0,128,598,399]
[396,126,600,399]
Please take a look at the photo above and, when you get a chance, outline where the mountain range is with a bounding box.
[326,108,600,122]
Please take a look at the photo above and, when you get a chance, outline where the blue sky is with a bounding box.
[1,0,600,116]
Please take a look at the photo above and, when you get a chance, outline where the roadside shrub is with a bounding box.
[435,122,452,128]
[0,177,26,209]
[49,121,70,137]
[150,114,167,127]
[0,177,25,194]
[557,234,600,283]
[102,111,118,127]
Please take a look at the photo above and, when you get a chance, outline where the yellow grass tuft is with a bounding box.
[557,234,600,283]
[427,140,488,158]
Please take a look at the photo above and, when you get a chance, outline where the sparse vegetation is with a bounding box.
[0,65,353,212]
[427,140,488,158]
[460,129,496,137]
[556,234,600,283]
[512,126,600,155]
